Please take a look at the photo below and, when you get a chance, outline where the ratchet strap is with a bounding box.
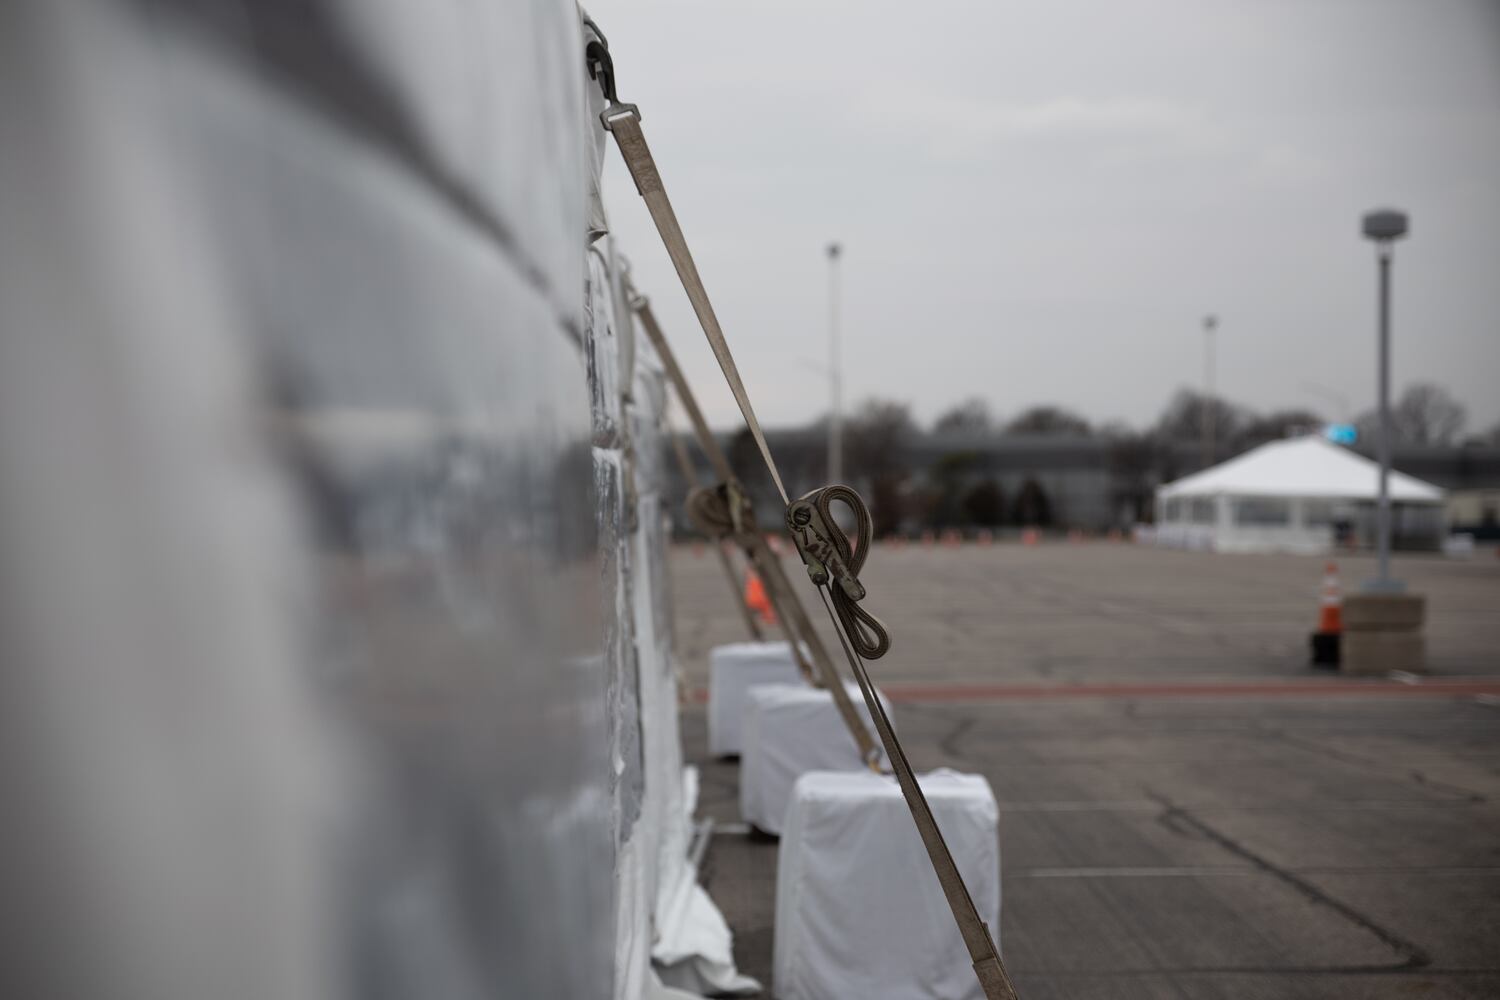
[636,295,878,767]
[592,48,1018,998]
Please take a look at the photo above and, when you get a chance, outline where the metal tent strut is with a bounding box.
[593,50,1019,1000]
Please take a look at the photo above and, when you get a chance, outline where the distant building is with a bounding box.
[662,428,1500,539]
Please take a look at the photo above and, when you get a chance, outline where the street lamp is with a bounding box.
[827,242,843,485]
[1201,314,1218,468]
[1361,208,1409,591]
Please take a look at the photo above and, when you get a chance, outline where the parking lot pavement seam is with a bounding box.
[1144,789,1433,973]
[1253,721,1489,804]
[937,714,977,763]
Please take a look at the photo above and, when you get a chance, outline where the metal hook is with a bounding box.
[583,21,640,128]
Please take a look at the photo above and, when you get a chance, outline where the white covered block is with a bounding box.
[707,641,804,756]
[740,683,891,835]
[774,770,1001,1000]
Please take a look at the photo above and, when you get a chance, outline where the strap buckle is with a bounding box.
[786,496,866,601]
[600,103,642,130]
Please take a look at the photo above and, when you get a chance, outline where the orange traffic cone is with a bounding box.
[1310,561,1342,667]
[744,568,776,626]
[1317,562,1343,633]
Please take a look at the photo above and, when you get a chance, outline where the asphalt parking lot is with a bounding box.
[672,542,1500,999]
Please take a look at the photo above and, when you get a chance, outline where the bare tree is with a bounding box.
[933,397,992,434]
[846,399,917,474]
[846,398,917,535]
[1012,477,1053,526]
[927,450,979,528]
[1355,383,1467,446]
[1007,405,1092,436]
[1101,423,1157,524]
[1155,388,1248,445]
[1236,408,1324,449]
[962,479,1006,527]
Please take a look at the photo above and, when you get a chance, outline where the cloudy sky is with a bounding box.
[590,0,1500,435]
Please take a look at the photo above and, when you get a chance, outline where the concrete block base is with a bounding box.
[1343,592,1426,631]
[1342,631,1426,676]
[1341,592,1426,676]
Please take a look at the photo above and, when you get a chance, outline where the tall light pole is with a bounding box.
[827,242,844,484]
[1201,314,1218,468]
[1362,208,1409,590]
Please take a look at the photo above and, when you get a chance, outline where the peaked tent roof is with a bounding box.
[1157,436,1444,502]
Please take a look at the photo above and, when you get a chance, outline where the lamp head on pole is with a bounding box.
[826,242,842,261]
[1362,209,1409,243]
[1203,314,1218,333]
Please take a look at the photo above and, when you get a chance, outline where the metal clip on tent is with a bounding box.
[584,21,640,129]
[588,29,642,128]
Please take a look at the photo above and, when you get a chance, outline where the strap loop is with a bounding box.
[787,486,891,660]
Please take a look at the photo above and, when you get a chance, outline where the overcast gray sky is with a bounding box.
[591,0,1500,435]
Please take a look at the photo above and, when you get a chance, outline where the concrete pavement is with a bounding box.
[671,542,1500,998]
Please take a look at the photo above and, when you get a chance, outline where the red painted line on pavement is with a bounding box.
[686,679,1500,705]
[883,679,1500,702]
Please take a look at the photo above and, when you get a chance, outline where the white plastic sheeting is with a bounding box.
[708,641,806,756]
[740,683,891,835]
[774,770,1001,1000]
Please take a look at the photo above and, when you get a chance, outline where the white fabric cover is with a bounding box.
[740,683,891,835]
[653,883,761,997]
[707,641,804,756]
[774,770,1001,1000]
[653,768,761,997]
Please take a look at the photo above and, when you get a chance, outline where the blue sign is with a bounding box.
[1324,423,1358,445]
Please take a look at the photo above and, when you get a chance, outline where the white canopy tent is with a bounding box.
[1154,436,1445,554]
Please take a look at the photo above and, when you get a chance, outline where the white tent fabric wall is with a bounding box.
[582,16,756,996]
[631,321,757,998]
[0,1,625,997]
[0,0,739,995]
[627,322,691,933]
[1154,437,1446,555]
[586,244,650,1000]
